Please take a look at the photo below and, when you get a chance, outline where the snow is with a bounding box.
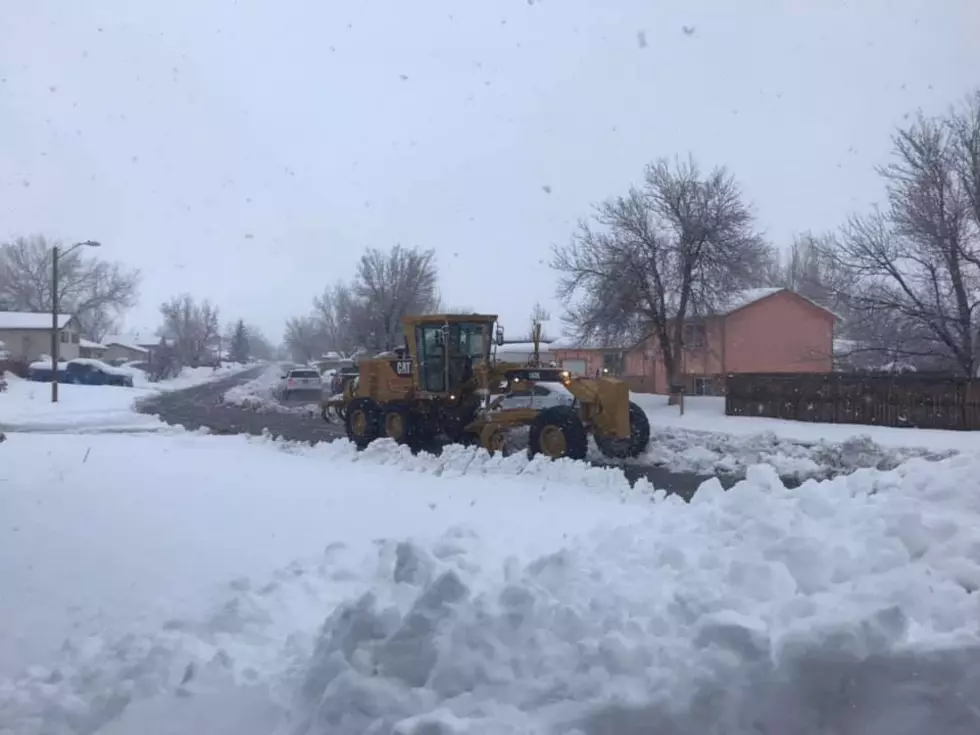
[631,394,972,480]
[102,334,151,354]
[223,362,318,414]
[0,363,255,433]
[0,311,72,330]
[65,357,134,378]
[717,286,783,313]
[3,428,980,734]
[78,338,104,350]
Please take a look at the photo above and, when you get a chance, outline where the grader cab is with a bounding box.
[321,313,650,461]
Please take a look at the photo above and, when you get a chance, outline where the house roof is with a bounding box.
[102,334,150,354]
[715,287,837,319]
[715,287,784,314]
[79,338,105,350]
[550,334,635,351]
[0,311,73,330]
[497,341,553,353]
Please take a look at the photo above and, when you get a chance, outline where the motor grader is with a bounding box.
[321,314,650,461]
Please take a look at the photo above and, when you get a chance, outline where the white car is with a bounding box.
[495,381,575,411]
[279,367,323,400]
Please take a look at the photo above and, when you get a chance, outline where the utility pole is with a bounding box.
[51,245,60,403]
[51,240,101,403]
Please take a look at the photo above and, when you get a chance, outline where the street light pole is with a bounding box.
[51,240,101,403]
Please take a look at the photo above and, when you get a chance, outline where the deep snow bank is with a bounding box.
[285,456,980,734]
[5,429,980,734]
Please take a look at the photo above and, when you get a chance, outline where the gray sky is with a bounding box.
[2,0,978,342]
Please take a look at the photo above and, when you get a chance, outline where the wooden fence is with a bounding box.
[725,372,980,431]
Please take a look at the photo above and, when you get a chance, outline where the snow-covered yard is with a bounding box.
[632,394,971,480]
[3,427,980,734]
[0,363,255,433]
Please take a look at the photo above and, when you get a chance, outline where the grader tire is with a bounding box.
[529,405,588,461]
[382,404,415,445]
[345,397,382,450]
[594,401,651,459]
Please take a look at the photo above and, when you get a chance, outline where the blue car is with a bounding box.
[28,359,134,387]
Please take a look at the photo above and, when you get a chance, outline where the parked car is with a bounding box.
[496,381,575,411]
[27,360,69,382]
[65,359,135,387]
[278,367,322,400]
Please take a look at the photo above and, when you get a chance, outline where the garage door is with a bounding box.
[562,359,587,377]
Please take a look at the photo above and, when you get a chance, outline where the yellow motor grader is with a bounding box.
[321,313,650,461]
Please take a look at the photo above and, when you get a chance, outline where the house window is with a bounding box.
[694,377,713,396]
[602,351,625,376]
[683,323,706,349]
[72,333,79,344]
[61,331,70,344]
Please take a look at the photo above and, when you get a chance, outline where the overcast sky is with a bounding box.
[2,0,978,341]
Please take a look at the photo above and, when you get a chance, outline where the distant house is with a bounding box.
[0,311,82,362]
[102,334,152,364]
[552,288,837,395]
[78,338,108,360]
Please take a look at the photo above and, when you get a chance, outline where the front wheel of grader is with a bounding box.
[528,405,589,461]
[594,401,651,459]
[345,397,382,449]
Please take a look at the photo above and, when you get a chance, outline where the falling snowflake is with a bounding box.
[682,25,696,35]
[636,31,647,49]
[542,185,552,194]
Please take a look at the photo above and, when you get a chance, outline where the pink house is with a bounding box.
[551,288,837,395]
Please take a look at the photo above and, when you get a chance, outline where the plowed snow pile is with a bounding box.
[3,431,980,734]
[223,363,318,414]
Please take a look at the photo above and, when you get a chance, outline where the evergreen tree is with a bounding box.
[229,319,250,363]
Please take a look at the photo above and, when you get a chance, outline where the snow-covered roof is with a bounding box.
[550,334,634,350]
[715,288,784,314]
[497,342,553,354]
[715,287,837,319]
[0,311,73,330]
[79,338,105,350]
[102,335,150,354]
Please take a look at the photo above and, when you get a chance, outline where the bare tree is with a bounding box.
[158,294,221,367]
[820,93,980,376]
[552,156,770,393]
[771,233,848,307]
[283,316,324,363]
[352,245,439,351]
[529,301,550,330]
[244,324,275,360]
[312,282,364,356]
[0,234,140,340]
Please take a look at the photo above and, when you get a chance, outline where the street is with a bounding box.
[139,367,740,499]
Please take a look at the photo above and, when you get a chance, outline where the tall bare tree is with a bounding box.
[352,245,439,351]
[552,156,770,392]
[0,234,140,340]
[819,91,980,375]
[158,294,221,367]
[283,316,324,363]
[243,323,275,361]
[312,282,363,356]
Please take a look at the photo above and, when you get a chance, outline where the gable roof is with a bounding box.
[102,335,150,354]
[0,311,73,330]
[717,287,837,319]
